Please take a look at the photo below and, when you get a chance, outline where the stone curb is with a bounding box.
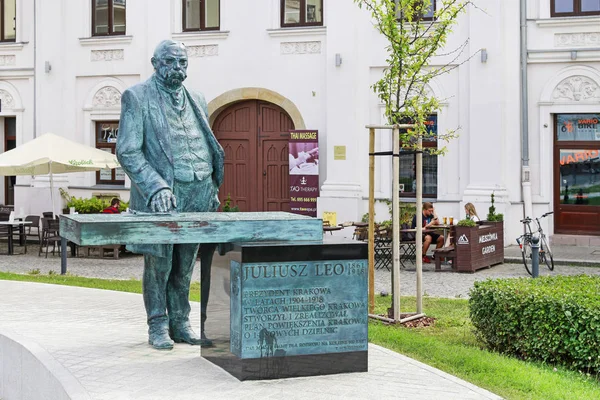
[504,257,600,267]
[0,327,91,400]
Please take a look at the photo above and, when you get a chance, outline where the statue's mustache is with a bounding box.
[162,68,186,81]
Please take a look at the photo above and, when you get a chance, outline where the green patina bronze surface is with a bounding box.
[107,40,229,350]
[59,211,323,245]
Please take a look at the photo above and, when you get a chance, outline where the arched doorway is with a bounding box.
[212,100,294,212]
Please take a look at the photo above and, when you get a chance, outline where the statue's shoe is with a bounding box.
[170,324,213,347]
[148,330,174,350]
[200,332,214,347]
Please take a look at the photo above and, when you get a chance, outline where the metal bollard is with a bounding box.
[531,235,539,278]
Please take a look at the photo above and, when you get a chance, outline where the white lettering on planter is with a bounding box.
[482,245,496,255]
[479,233,498,244]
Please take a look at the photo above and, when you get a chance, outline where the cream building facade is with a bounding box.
[0,0,599,244]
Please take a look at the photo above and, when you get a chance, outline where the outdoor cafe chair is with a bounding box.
[0,212,10,254]
[24,215,41,245]
[399,223,417,268]
[39,217,61,258]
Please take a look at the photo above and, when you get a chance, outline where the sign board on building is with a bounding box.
[334,146,346,160]
[289,130,319,217]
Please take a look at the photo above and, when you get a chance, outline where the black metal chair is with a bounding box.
[374,227,392,271]
[42,211,54,219]
[24,215,41,244]
[399,223,417,268]
[39,217,61,258]
[0,212,11,254]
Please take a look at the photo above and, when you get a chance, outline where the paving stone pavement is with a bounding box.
[1,242,599,399]
[0,279,501,400]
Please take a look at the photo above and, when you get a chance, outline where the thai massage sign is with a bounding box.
[289,130,319,217]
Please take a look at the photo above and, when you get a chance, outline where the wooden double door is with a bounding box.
[212,100,294,212]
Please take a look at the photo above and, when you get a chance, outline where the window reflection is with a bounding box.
[93,0,126,36]
[2,0,16,41]
[559,149,600,205]
[554,0,574,12]
[556,114,600,141]
[285,0,301,24]
[96,121,122,184]
[113,0,126,33]
[282,0,322,26]
[306,0,322,23]
[582,0,600,12]
[398,115,438,197]
[183,0,219,31]
[206,0,219,28]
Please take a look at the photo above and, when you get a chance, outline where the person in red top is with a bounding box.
[102,198,121,214]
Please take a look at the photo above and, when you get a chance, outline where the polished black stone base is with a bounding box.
[202,340,367,381]
[235,235,368,263]
[203,237,368,380]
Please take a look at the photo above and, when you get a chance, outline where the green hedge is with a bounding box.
[469,276,600,375]
[65,197,129,214]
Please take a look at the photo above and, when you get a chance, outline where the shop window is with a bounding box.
[183,0,220,31]
[92,0,126,36]
[399,115,438,198]
[551,0,600,17]
[0,0,16,42]
[96,121,125,184]
[396,0,436,22]
[556,114,600,205]
[281,0,323,27]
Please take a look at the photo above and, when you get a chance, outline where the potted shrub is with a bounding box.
[484,192,504,226]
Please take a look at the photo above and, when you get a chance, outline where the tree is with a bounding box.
[355,0,475,319]
[354,0,475,151]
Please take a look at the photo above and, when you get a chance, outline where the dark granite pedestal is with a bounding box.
[202,237,368,380]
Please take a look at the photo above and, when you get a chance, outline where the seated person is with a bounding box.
[102,198,121,214]
[411,202,444,263]
[465,202,480,222]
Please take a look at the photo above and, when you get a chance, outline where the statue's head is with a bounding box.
[151,40,188,88]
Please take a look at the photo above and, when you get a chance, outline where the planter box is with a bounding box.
[454,222,504,273]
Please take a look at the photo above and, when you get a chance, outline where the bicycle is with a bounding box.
[516,212,555,276]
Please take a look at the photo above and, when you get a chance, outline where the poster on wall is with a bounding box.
[289,130,319,217]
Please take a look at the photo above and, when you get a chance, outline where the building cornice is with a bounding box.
[535,16,600,28]
[267,27,327,38]
[79,36,133,46]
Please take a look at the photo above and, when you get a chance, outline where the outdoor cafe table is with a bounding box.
[58,212,324,275]
[323,225,343,234]
[0,220,32,255]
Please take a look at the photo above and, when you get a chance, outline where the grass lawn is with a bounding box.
[1,271,599,399]
[0,271,200,302]
[370,296,600,400]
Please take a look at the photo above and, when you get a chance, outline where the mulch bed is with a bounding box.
[373,310,436,328]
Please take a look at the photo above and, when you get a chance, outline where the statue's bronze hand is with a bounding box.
[151,189,177,212]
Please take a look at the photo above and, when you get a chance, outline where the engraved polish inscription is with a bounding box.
[230,260,368,358]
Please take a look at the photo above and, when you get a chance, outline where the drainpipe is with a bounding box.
[33,0,37,138]
[520,0,533,219]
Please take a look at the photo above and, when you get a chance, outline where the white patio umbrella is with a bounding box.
[0,132,121,216]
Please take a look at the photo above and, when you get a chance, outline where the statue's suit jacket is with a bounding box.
[116,76,225,257]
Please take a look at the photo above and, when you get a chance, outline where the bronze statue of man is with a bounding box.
[117,40,224,350]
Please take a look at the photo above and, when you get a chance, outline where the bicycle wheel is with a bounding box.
[540,235,554,271]
[521,241,533,276]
